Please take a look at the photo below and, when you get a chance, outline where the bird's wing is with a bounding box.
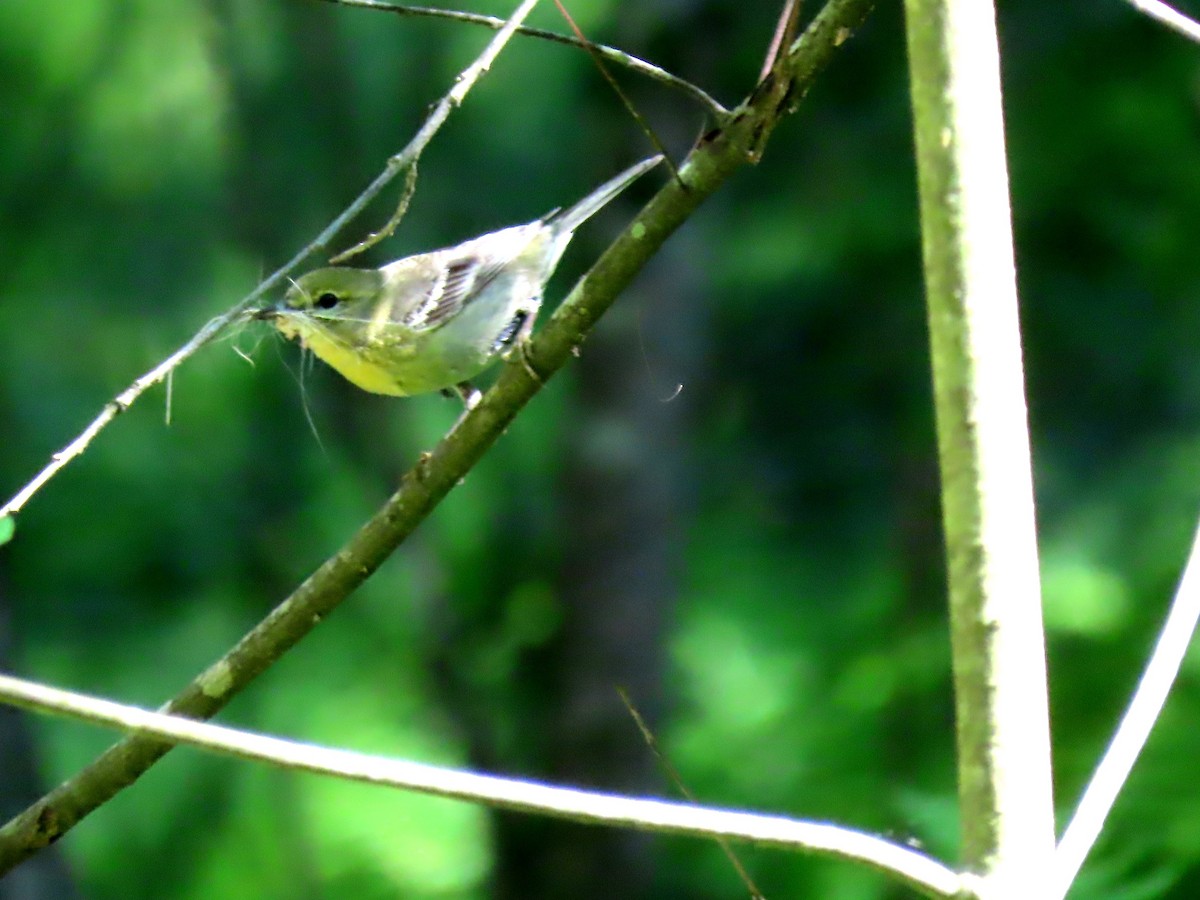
[382,224,543,332]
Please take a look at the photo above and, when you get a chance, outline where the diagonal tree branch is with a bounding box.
[0,0,876,873]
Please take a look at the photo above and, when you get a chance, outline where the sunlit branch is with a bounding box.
[904,0,1055,887]
[1124,0,1200,43]
[0,672,964,899]
[1052,519,1200,897]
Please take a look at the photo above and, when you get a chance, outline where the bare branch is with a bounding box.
[1052,520,1200,897]
[329,155,420,264]
[549,0,683,187]
[618,688,765,899]
[313,0,729,118]
[759,0,803,84]
[903,0,1056,888]
[1125,0,1200,43]
[0,672,964,899]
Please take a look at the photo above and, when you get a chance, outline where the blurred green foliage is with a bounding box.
[3,0,1200,897]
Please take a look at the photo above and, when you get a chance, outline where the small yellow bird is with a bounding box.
[261,155,662,404]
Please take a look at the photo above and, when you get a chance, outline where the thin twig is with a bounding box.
[550,0,683,188]
[329,155,420,263]
[1124,0,1200,43]
[0,0,541,522]
[1051,518,1200,898]
[759,0,803,83]
[313,0,729,119]
[0,672,964,899]
[617,688,765,899]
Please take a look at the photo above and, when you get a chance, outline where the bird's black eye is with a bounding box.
[315,292,340,310]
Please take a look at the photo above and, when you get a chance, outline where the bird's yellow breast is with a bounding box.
[280,319,409,396]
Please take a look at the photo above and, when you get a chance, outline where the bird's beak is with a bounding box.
[251,301,282,322]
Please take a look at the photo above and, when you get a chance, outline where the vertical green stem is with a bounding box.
[903,0,1056,888]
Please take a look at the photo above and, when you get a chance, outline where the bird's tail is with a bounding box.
[547,155,664,234]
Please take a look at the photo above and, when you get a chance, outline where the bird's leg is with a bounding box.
[452,382,481,410]
[492,309,532,355]
[513,340,543,387]
[498,303,543,387]
[440,382,482,433]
